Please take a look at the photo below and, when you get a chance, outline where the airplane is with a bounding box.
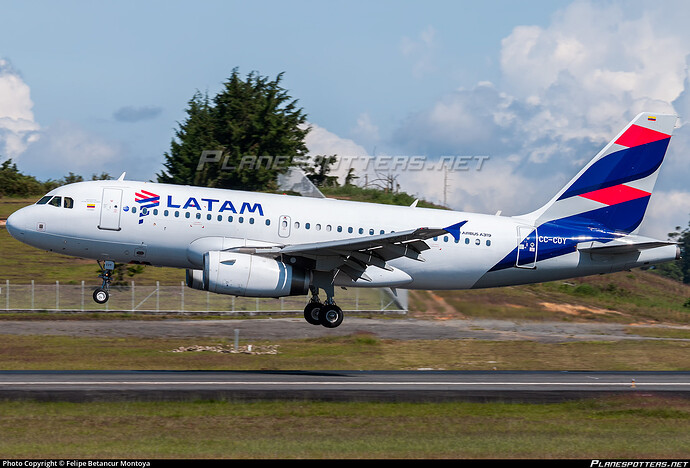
[5,112,681,328]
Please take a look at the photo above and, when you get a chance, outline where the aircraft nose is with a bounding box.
[6,208,28,239]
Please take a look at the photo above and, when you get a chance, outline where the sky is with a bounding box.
[1,0,689,239]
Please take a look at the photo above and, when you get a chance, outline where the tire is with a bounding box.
[93,288,109,304]
[319,304,344,328]
[304,302,322,325]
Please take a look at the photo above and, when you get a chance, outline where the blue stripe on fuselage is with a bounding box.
[489,196,649,272]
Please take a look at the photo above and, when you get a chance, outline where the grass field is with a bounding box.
[0,396,687,458]
[0,333,688,371]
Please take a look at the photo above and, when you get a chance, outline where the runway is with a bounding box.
[0,370,688,402]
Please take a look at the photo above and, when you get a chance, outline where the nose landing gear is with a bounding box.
[93,260,114,304]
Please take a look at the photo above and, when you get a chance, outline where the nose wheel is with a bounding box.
[93,288,109,304]
[93,260,115,304]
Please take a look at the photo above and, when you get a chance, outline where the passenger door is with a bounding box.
[516,225,538,268]
[99,188,123,231]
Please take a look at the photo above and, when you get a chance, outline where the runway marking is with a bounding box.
[0,381,688,386]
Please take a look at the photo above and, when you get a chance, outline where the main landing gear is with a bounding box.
[93,260,115,304]
[303,286,344,328]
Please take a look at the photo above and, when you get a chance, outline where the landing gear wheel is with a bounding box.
[319,304,343,328]
[304,302,323,326]
[93,288,109,304]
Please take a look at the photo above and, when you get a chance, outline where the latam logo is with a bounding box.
[165,195,264,216]
[135,190,160,224]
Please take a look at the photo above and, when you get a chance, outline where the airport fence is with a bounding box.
[0,280,408,316]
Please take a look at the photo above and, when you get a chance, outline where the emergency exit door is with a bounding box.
[278,215,291,238]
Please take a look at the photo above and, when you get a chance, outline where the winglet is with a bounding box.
[443,221,467,241]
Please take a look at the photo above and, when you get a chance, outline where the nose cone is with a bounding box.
[6,208,28,240]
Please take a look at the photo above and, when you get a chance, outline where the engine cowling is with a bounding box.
[187,251,310,298]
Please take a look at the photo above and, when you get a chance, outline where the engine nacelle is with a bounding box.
[190,251,310,297]
[186,268,205,290]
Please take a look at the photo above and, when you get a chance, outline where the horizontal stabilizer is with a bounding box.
[577,237,678,255]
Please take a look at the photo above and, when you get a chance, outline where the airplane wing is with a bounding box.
[228,221,467,282]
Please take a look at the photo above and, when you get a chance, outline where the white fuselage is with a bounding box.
[6,180,678,293]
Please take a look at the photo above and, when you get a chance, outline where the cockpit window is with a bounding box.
[48,196,62,208]
[64,197,74,209]
[36,196,52,205]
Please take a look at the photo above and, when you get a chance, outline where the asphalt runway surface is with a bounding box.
[1,316,688,402]
[0,370,688,403]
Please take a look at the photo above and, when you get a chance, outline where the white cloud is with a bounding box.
[0,59,40,158]
[0,59,130,180]
[384,1,690,237]
[19,120,125,180]
[304,122,372,183]
[400,26,438,77]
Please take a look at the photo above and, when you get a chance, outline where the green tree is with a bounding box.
[158,69,310,191]
[304,154,339,187]
[0,159,45,197]
[650,223,690,284]
[62,172,84,184]
[158,91,221,186]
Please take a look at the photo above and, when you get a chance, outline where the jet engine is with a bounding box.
[186,251,310,297]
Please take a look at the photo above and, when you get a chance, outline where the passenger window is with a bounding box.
[265,219,271,226]
[464,238,469,244]
[185,212,190,219]
[348,227,353,234]
[217,215,222,222]
[294,222,300,229]
[195,213,201,219]
[337,226,342,233]
[475,238,480,245]
[174,211,179,217]
[358,228,363,234]
[36,196,52,205]
[486,240,491,246]
[249,218,254,224]
[48,196,62,207]
[305,222,310,230]
[164,210,169,216]
[315,224,321,231]
[132,207,137,214]
[369,229,374,235]
[326,225,332,232]
[64,197,74,209]
[228,216,233,222]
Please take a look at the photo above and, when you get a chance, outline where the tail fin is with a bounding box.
[523,112,677,234]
